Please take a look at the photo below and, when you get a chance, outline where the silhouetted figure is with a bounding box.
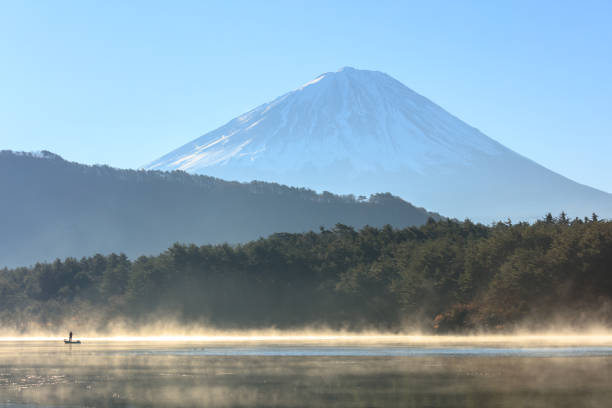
[64,331,80,344]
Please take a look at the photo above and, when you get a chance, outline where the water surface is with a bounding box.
[1,338,611,407]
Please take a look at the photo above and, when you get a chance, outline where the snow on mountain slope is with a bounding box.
[147,67,505,173]
[145,67,612,221]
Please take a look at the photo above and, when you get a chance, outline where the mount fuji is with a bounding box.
[145,67,612,221]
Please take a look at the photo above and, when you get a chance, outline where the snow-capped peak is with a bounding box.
[143,67,612,221]
[145,67,505,176]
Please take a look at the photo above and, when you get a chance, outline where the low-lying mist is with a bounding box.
[3,340,611,408]
[3,329,612,408]
[3,319,612,348]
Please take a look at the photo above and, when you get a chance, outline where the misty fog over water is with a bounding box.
[1,336,612,407]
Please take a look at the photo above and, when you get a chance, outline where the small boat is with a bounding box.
[64,331,80,344]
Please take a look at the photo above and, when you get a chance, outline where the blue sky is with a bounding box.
[1,1,611,192]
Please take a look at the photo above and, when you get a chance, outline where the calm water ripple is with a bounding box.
[126,345,612,357]
[1,340,612,407]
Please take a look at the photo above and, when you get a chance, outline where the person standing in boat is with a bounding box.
[69,331,73,342]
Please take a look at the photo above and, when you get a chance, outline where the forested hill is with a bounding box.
[1,216,611,333]
[0,150,440,267]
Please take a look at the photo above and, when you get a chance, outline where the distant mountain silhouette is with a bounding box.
[0,150,441,267]
[146,67,612,221]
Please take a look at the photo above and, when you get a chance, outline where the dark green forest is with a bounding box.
[1,214,611,333]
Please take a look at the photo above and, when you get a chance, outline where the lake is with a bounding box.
[1,336,612,407]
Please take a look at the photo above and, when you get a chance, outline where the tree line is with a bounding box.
[1,213,610,333]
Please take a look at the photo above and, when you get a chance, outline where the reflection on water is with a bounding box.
[128,345,612,357]
[1,339,612,407]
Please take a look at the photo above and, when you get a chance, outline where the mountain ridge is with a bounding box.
[0,150,440,268]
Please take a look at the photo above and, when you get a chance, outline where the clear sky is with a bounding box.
[1,1,611,192]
